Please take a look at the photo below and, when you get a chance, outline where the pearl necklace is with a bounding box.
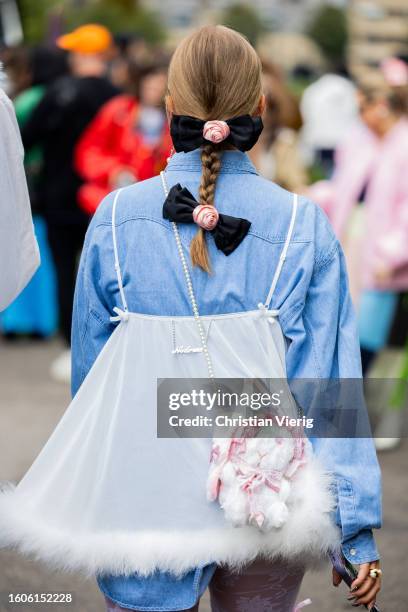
[161,171,215,379]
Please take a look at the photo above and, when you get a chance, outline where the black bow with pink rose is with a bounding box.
[170,114,263,153]
[163,183,250,256]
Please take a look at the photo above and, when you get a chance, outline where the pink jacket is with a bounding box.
[309,118,408,291]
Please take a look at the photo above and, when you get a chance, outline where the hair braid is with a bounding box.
[190,144,221,272]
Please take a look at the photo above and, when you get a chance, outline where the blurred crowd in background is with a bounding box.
[1,0,408,450]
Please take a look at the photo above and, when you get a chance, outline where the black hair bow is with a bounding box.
[170,114,263,153]
[163,184,251,256]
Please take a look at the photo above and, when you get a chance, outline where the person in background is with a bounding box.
[75,61,171,215]
[308,57,408,450]
[249,61,307,191]
[21,24,118,382]
[108,33,136,93]
[1,47,31,98]
[0,83,39,312]
[300,69,358,177]
[109,33,151,93]
[1,46,67,339]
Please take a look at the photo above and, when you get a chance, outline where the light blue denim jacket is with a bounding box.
[72,151,381,611]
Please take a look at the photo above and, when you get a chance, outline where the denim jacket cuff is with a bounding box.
[342,529,380,564]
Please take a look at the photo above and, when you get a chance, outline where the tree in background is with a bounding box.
[307,5,348,68]
[18,0,59,43]
[66,0,164,44]
[18,0,164,45]
[221,3,264,47]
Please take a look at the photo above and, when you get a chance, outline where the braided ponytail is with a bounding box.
[190,144,221,272]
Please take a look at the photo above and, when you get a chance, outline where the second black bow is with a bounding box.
[163,184,251,256]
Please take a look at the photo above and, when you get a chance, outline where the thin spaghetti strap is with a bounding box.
[111,188,128,313]
[263,193,298,309]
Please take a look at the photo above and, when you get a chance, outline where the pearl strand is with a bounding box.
[161,171,215,379]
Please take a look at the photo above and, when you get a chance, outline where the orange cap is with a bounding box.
[57,24,113,54]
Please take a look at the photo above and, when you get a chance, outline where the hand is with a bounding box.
[332,560,381,609]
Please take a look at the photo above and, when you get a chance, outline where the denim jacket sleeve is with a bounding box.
[281,206,382,564]
[71,195,116,397]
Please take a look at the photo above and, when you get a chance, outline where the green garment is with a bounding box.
[14,85,44,164]
[14,85,45,203]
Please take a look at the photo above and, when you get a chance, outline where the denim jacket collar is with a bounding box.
[166,149,258,175]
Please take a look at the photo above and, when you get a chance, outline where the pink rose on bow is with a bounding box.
[193,204,219,230]
[203,120,230,144]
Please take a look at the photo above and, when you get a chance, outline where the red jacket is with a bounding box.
[75,95,172,214]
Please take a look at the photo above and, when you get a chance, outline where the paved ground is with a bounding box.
[0,337,406,611]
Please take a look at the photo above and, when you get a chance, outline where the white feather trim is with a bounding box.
[0,458,340,577]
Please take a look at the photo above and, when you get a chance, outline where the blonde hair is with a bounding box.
[167,25,262,272]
